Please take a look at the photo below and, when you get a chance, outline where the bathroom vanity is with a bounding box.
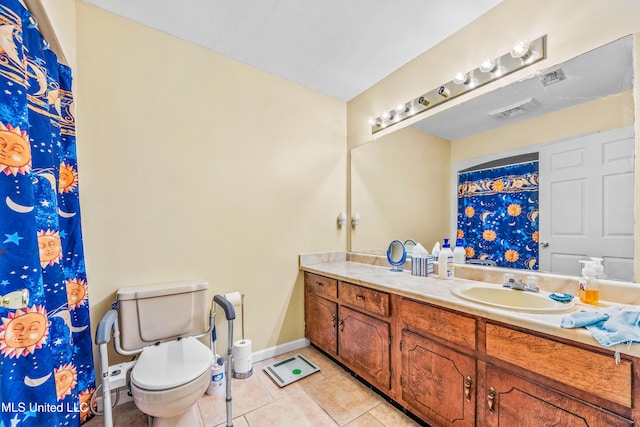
[301,253,640,426]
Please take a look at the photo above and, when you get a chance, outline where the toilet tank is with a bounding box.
[116,280,209,351]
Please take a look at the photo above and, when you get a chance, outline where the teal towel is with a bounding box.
[560,310,610,328]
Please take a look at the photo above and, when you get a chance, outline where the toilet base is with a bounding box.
[149,403,205,427]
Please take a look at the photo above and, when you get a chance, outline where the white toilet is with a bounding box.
[116,281,214,427]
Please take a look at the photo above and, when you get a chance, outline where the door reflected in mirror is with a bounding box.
[350,35,635,281]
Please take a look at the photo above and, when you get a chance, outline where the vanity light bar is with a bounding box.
[370,35,547,134]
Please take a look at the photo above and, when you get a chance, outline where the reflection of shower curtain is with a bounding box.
[0,1,95,425]
[457,161,539,270]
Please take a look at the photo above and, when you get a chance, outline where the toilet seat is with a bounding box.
[131,337,213,391]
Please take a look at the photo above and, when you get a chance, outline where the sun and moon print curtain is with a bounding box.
[0,1,95,426]
[457,160,539,270]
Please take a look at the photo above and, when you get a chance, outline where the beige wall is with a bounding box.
[351,127,449,253]
[72,2,346,361]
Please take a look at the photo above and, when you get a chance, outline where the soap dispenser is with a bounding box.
[453,238,466,265]
[589,257,606,279]
[438,238,454,280]
[578,260,599,305]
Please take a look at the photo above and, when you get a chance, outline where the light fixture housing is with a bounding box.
[369,35,546,134]
[351,213,360,227]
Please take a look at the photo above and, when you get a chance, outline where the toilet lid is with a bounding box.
[131,337,213,391]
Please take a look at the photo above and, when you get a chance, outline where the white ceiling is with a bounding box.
[80,0,503,101]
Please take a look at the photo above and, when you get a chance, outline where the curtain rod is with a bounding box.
[458,159,539,176]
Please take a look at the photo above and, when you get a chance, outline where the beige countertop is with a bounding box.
[300,252,640,359]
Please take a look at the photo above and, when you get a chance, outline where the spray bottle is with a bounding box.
[438,238,454,280]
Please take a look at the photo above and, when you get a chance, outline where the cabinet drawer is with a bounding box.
[339,281,389,317]
[304,272,337,299]
[399,298,476,350]
[486,323,632,408]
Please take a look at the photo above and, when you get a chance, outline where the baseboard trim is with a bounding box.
[252,338,310,363]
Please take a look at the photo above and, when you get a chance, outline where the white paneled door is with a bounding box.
[539,126,634,281]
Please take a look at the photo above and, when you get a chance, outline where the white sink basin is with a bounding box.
[451,285,575,314]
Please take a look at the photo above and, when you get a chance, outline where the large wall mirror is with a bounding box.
[350,35,635,281]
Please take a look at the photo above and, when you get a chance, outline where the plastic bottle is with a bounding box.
[431,241,441,259]
[578,260,599,305]
[438,238,454,280]
[453,238,466,265]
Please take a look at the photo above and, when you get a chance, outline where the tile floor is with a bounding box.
[85,346,423,427]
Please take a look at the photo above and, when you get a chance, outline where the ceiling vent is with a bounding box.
[488,98,540,120]
[539,67,566,86]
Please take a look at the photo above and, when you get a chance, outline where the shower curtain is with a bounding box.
[0,1,95,425]
[457,161,539,270]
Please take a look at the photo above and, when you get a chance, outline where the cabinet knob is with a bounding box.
[331,314,337,327]
[487,386,496,414]
[338,318,344,331]
[355,294,367,301]
[464,376,472,401]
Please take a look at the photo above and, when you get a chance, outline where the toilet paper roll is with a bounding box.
[224,291,242,307]
[233,339,252,374]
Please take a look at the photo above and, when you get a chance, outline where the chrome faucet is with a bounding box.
[503,277,525,290]
[524,276,540,292]
[503,275,539,292]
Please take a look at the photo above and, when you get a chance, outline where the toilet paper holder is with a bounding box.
[226,292,253,379]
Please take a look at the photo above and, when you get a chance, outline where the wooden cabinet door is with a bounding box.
[483,364,632,427]
[401,330,476,427]
[338,305,390,390]
[304,291,337,356]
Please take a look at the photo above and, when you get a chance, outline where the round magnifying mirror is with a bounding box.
[386,240,407,272]
[404,239,417,258]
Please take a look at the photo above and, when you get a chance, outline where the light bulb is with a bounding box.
[453,72,468,85]
[437,86,450,98]
[479,58,496,73]
[511,40,531,59]
[417,96,430,107]
[381,112,390,120]
[395,104,405,113]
